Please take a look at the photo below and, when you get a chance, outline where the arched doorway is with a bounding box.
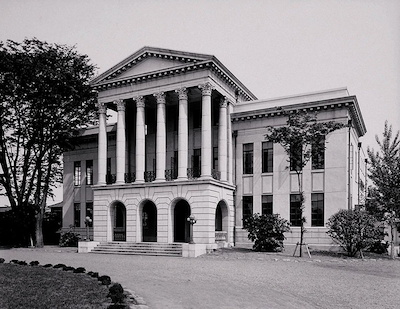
[215,201,228,243]
[174,200,191,243]
[112,202,126,241]
[142,201,157,242]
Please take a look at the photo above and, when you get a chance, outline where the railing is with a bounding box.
[165,169,178,181]
[144,171,156,183]
[187,167,201,179]
[106,173,116,184]
[124,172,136,183]
[212,169,221,181]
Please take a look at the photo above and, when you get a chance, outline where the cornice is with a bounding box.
[232,96,367,137]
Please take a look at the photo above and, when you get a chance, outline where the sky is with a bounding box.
[1,0,399,205]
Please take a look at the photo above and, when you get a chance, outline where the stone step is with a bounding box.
[90,242,183,257]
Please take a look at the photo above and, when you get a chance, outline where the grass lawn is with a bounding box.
[0,263,110,309]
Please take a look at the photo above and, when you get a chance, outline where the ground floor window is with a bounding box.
[311,193,324,226]
[290,194,302,226]
[262,195,273,215]
[74,203,81,227]
[242,196,253,220]
[85,202,93,223]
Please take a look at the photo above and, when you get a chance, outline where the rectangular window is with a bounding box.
[213,147,218,170]
[312,137,325,170]
[242,196,253,220]
[86,202,93,223]
[262,141,273,173]
[262,195,273,215]
[74,161,81,186]
[243,143,253,174]
[311,193,324,226]
[290,142,302,172]
[86,160,93,185]
[74,203,81,227]
[290,194,302,226]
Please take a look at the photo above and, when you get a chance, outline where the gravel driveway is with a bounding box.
[1,247,399,309]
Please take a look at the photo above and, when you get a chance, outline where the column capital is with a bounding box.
[134,96,145,108]
[175,87,188,100]
[114,99,125,111]
[219,97,228,108]
[199,82,213,96]
[154,92,166,104]
[98,102,107,114]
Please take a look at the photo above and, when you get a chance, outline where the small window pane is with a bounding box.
[243,143,253,174]
[290,194,302,226]
[262,142,273,173]
[86,160,93,185]
[74,161,81,186]
[243,196,253,220]
[262,195,273,215]
[312,193,324,226]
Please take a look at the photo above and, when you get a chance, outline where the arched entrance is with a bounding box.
[174,200,191,243]
[142,201,157,242]
[112,202,126,241]
[215,201,229,243]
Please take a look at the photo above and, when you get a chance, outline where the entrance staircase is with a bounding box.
[90,242,183,257]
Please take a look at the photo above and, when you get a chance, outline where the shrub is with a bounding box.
[17,261,27,266]
[59,228,80,247]
[63,266,75,272]
[98,275,112,286]
[327,209,385,257]
[367,240,389,254]
[29,261,39,266]
[0,258,5,263]
[53,263,67,269]
[243,213,291,252]
[10,260,19,264]
[73,267,86,274]
[107,283,126,304]
[43,264,53,268]
[88,271,99,278]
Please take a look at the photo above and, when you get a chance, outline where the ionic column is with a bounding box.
[135,96,145,183]
[97,102,107,185]
[115,99,126,184]
[227,101,233,184]
[176,88,188,180]
[154,92,166,182]
[218,97,228,182]
[199,82,213,178]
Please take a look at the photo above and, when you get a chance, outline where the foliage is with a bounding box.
[243,213,291,252]
[108,283,126,304]
[29,261,39,266]
[367,240,389,254]
[53,263,67,269]
[0,38,97,247]
[43,211,62,245]
[74,267,86,273]
[63,266,75,272]
[0,258,4,263]
[265,109,345,256]
[367,121,400,258]
[43,264,53,268]
[59,227,80,247]
[98,275,112,286]
[327,209,385,257]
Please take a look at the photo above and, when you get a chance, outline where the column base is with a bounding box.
[177,176,188,181]
[153,178,166,183]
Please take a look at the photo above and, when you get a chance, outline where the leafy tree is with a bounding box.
[243,213,290,252]
[367,121,400,258]
[0,38,97,247]
[327,209,385,257]
[265,109,345,257]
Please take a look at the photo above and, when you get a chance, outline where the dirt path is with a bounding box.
[1,247,399,309]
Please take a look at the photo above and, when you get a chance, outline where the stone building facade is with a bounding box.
[62,47,367,251]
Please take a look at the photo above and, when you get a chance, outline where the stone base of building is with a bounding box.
[78,241,100,253]
[182,243,218,257]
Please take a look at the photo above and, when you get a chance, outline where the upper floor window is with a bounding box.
[74,161,81,186]
[311,193,324,226]
[262,195,273,215]
[86,160,93,185]
[243,143,253,174]
[290,142,302,172]
[262,141,273,173]
[312,137,325,170]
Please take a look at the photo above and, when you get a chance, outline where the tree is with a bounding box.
[265,109,345,256]
[367,121,400,259]
[243,213,291,252]
[0,38,97,247]
[327,209,385,257]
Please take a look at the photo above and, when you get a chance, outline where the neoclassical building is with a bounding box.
[62,47,367,255]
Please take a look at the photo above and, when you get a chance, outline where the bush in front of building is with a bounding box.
[327,209,385,257]
[59,225,80,247]
[243,213,291,252]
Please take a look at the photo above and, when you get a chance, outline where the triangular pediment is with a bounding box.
[91,46,213,85]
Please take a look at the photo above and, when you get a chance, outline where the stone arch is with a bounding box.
[171,198,191,243]
[141,200,157,242]
[110,200,126,241]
